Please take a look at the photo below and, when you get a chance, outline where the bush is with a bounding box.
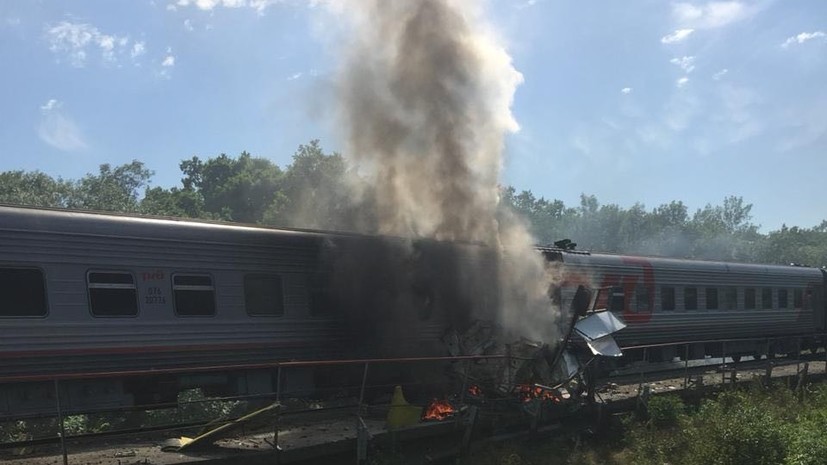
[646,394,686,428]
[785,418,827,465]
[685,398,786,465]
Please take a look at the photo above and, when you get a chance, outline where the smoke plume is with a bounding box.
[330,0,562,343]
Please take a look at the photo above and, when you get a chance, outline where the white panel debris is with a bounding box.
[585,334,623,357]
[573,310,626,341]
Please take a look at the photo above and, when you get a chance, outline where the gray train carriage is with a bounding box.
[556,250,827,362]
[0,205,350,417]
[0,205,497,418]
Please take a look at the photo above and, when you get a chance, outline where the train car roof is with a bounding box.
[0,204,488,250]
[0,203,370,245]
[551,246,823,276]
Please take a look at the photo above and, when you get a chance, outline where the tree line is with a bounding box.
[2,140,825,267]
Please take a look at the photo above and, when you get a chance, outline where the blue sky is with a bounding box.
[0,0,825,231]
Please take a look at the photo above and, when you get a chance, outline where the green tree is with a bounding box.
[0,170,73,207]
[180,152,284,223]
[140,186,206,218]
[756,222,827,266]
[264,140,354,230]
[67,161,154,212]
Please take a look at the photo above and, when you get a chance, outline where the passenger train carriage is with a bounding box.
[1,204,826,418]
[548,248,827,363]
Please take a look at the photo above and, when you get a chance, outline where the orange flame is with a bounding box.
[422,398,455,421]
[468,384,482,397]
[515,384,559,403]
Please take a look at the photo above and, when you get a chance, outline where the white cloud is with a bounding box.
[157,46,176,77]
[40,99,59,111]
[672,2,753,29]
[171,0,280,13]
[676,76,690,88]
[38,99,87,152]
[184,19,194,31]
[661,28,694,44]
[516,0,539,9]
[249,0,279,12]
[131,41,146,59]
[713,68,728,80]
[781,31,826,48]
[621,87,632,94]
[670,56,696,73]
[45,21,131,67]
[98,34,117,61]
[287,72,303,81]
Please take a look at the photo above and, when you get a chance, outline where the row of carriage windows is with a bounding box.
[624,285,810,312]
[1,265,815,317]
[0,267,288,318]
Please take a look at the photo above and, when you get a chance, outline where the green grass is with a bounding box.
[466,382,827,465]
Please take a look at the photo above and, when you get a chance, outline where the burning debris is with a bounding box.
[467,384,482,398]
[514,384,560,403]
[442,285,626,408]
[422,399,456,421]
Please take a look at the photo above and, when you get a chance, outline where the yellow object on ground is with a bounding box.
[386,385,423,429]
[162,402,281,452]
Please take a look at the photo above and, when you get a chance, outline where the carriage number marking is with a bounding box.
[145,286,166,304]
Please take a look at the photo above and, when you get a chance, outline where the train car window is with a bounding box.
[745,288,756,310]
[88,272,138,317]
[635,285,649,312]
[173,274,216,316]
[245,274,285,316]
[778,289,788,309]
[804,289,814,310]
[0,268,47,317]
[723,287,737,310]
[794,289,803,309]
[706,288,718,310]
[684,287,698,310]
[661,287,675,311]
[610,287,625,312]
[762,288,773,309]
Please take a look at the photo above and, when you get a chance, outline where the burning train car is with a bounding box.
[0,204,499,418]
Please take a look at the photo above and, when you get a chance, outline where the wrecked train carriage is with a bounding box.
[0,204,501,418]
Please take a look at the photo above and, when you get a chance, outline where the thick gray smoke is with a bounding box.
[328,0,563,344]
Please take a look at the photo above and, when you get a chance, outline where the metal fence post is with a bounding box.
[639,348,648,386]
[458,358,471,406]
[721,342,727,385]
[683,343,690,389]
[356,362,370,465]
[276,365,282,404]
[54,379,69,465]
[358,362,370,416]
[273,365,282,459]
